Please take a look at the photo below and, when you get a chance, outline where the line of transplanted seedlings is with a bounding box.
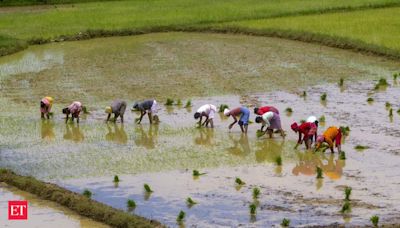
[164,98,192,108]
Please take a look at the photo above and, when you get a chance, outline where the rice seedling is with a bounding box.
[393,73,398,80]
[275,156,282,166]
[319,115,326,122]
[113,175,120,183]
[252,187,260,199]
[367,97,374,102]
[344,186,352,201]
[186,197,197,206]
[48,112,54,117]
[235,177,245,185]
[176,210,185,222]
[370,215,379,227]
[82,189,92,198]
[219,104,229,113]
[176,99,182,106]
[389,108,393,117]
[82,106,89,114]
[127,199,136,210]
[144,184,153,193]
[339,78,344,86]
[165,98,174,106]
[339,151,346,160]
[341,201,351,213]
[192,170,206,176]
[256,130,264,138]
[316,167,323,179]
[354,145,369,150]
[281,218,290,227]
[285,107,293,113]
[185,100,192,108]
[249,203,257,215]
[385,102,391,108]
[374,77,389,90]
[340,126,350,136]
[300,119,306,124]
[320,93,327,101]
[301,91,307,97]
[398,109,400,115]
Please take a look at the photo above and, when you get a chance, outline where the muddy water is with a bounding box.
[0,183,108,228]
[1,33,400,227]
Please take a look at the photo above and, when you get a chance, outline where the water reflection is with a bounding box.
[255,139,283,163]
[292,152,344,180]
[105,123,128,144]
[226,134,250,157]
[63,124,84,142]
[40,120,55,140]
[193,128,215,146]
[134,125,158,149]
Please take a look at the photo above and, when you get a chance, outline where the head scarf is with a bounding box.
[105,106,112,114]
[223,108,230,116]
[291,122,299,131]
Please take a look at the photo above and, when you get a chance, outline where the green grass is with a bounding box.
[227,6,400,57]
[0,0,116,7]
[0,35,27,56]
[0,169,161,227]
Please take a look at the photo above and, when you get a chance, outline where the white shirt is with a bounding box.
[307,116,317,123]
[197,104,217,119]
[262,111,274,127]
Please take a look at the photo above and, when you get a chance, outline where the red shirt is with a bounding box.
[257,106,279,115]
[298,122,317,142]
[228,107,242,116]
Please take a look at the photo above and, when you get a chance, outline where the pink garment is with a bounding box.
[68,101,82,117]
[40,98,51,114]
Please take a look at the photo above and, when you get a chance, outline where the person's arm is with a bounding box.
[229,116,237,129]
[202,116,209,126]
[138,110,146,123]
[294,132,302,149]
[106,114,111,122]
[260,125,265,131]
[326,138,334,153]
[114,114,119,122]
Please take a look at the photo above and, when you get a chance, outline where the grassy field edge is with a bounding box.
[0,169,163,228]
[20,25,400,61]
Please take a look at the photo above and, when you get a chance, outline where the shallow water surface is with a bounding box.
[0,183,108,228]
[1,33,400,227]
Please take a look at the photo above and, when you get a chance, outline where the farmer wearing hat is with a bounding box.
[291,121,318,149]
[105,100,127,123]
[40,96,54,119]
[224,107,250,133]
[194,104,217,128]
[255,111,285,138]
[63,101,83,124]
[132,99,158,124]
[315,126,342,153]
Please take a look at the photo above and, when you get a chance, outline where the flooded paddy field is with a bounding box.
[1,32,400,227]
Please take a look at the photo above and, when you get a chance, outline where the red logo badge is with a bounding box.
[8,201,28,220]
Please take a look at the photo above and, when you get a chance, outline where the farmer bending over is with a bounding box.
[40,96,54,119]
[255,111,285,138]
[224,107,250,133]
[133,99,158,124]
[63,101,82,124]
[291,121,317,149]
[194,104,217,128]
[105,100,127,123]
[315,126,342,153]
